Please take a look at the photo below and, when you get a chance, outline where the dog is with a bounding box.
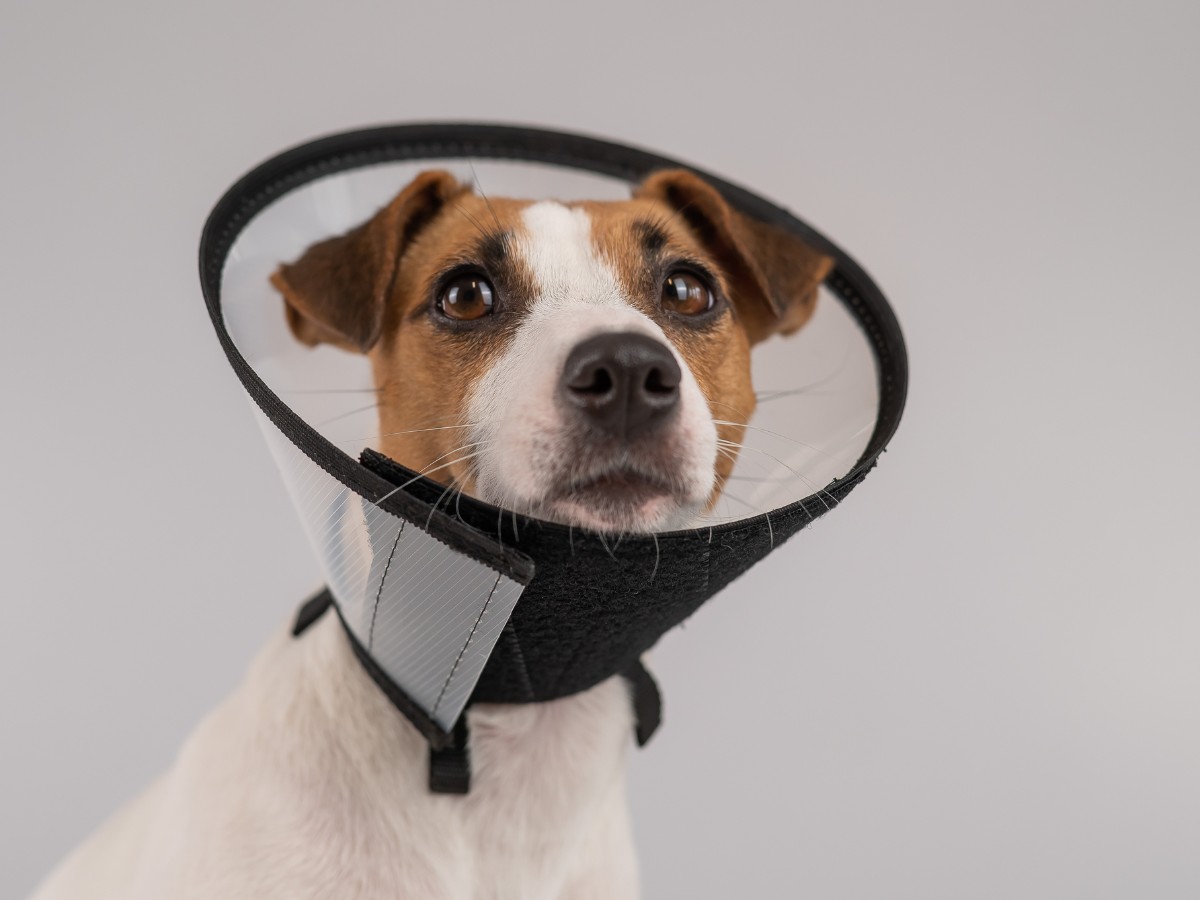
[31,168,832,900]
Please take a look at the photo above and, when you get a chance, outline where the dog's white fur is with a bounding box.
[33,614,638,900]
[31,203,717,900]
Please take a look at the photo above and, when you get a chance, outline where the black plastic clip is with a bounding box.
[292,588,334,636]
[429,715,472,794]
[624,659,662,747]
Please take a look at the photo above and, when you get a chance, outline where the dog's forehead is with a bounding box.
[508,198,700,303]
[513,201,625,305]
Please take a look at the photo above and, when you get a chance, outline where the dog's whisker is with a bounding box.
[419,440,493,470]
[715,445,740,464]
[426,470,471,530]
[369,443,492,508]
[334,420,481,448]
[374,422,481,439]
[654,199,701,239]
[314,402,380,428]
[714,490,763,512]
[711,419,842,463]
[466,157,503,232]
[596,531,617,561]
[717,439,835,510]
[724,473,800,484]
[373,455,482,510]
[753,346,855,403]
[450,201,492,241]
[703,395,757,423]
[421,454,484,492]
[454,480,469,523]
[754,387,844,402]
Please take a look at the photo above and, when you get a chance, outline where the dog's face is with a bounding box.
[272,169,832,532]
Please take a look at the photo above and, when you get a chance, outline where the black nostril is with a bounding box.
[560,331,682,439]
[567,362,615,396]
[644,365,678,395]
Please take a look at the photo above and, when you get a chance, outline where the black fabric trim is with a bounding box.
[198,122,907,580]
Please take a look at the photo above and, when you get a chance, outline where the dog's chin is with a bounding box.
[469,436,718,534]
[531,471,704,534]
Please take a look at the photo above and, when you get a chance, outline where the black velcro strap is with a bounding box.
[429,715,471,794]
[623,659,662,747]
[292,587,334,636]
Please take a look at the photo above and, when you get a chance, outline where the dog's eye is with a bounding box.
[439,275,495,321]
[661,271,714,316]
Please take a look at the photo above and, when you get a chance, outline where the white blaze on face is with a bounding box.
[466,201,718,532]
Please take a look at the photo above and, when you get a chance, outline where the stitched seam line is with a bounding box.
[432,572,502,716]
[367,522,404,649]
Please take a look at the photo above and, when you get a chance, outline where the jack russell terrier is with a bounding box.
[32,168,832,900]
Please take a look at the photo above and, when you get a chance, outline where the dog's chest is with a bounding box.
[287,615,637,897]
[464,674,634,817]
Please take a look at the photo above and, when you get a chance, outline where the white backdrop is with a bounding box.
[2,2,1197,897]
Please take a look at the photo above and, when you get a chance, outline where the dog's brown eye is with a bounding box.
[662,271,714,316]
[439,275,495,321]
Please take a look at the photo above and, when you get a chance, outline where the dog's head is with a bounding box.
[271,169,832,532]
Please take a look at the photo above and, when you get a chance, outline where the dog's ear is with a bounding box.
[636,169,834,343]
[270,170,463,353]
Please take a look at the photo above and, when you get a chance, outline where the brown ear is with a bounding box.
[270,170,464,353]
[635,169,834,343]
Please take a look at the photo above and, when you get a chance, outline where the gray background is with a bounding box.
[2,1,1197,897]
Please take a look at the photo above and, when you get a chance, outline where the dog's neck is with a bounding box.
[283,603,637,888]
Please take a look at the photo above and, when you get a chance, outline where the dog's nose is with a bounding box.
[560,331,681,438]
